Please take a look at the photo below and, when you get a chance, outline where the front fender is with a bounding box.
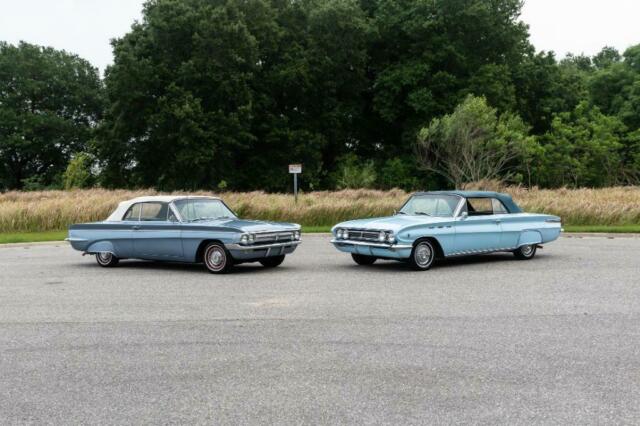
[518,230,542,248]
[86,240,116,255]
[395,224,455,255]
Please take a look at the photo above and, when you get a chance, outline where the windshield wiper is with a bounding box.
[415,211,432,216]
[396,211,407,215]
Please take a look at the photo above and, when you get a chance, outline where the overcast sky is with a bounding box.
[0,0,638,73]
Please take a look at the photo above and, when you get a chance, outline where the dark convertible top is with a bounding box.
[414,190,523,214]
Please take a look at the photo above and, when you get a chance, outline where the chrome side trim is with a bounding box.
[226,241,302,251]
[331,239,412,250]
[65,237,88,242]
[446,246,518,257]
[545,218,562,223]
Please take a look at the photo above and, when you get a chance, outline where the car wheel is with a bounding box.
[351,254,376,265]
[514,244,537,260]
[259,255,285,268]
[203,242,233,273]
[95,252,119,267]
[408,240,435,270]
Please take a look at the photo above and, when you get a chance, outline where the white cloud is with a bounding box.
[520,0,640,57]
[0,0,144,72]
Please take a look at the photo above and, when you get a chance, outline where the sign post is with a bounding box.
[288,164,302,203]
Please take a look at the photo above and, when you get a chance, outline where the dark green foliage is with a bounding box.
[0,42,103,189]
[1,0,640,191]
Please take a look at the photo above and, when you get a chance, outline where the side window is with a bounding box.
[140,202,169,221]
[492,198,509,214]
[123,203,142,221]
[466,198,493,216]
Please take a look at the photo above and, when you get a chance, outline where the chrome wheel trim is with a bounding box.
[205,246,227,271]
[520,245,534,257]
[97,252,112,265]
[414,242,434,267]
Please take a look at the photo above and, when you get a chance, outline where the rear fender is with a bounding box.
[86,240,116,255]
[518,230,542,248]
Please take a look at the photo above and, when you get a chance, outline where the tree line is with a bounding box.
[1,0,639,192]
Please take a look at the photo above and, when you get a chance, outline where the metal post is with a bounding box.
[294,173,298,203]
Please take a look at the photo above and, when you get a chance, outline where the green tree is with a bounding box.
[0,42,103,190]
[366,0,531,159]
[415,95,533,188]
[63,153,95,189]
[331,154,376,189]
[98,0,370,191]
[538,102,632,187]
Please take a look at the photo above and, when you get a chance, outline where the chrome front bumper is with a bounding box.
[225,240,302,251]
[330,239,412,251]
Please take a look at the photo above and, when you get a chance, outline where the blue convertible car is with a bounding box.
[67,196,301,273]
[331,191,561,270]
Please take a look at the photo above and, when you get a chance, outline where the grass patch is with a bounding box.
[563,225,640,233]
[301,225,332,233]
[0,230,67,244]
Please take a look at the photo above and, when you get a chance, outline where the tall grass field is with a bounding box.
[1,185,639,234]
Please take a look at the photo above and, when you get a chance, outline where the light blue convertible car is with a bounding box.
[331,191,561,270]
[67,196,301,273]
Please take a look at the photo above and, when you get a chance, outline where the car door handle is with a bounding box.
[132,225,141,230]
[494,219,502,224]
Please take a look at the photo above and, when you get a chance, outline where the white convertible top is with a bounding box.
[106,195,220,222]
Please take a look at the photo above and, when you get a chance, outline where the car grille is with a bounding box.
[253,231,295,244]
[345,229,381,242]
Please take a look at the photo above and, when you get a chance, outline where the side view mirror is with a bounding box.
[459,211,468,220]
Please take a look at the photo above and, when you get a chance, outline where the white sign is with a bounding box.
[289,164,302,174]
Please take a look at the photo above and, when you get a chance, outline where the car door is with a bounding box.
[492,198,520,250]
[454,198,502,253]
[132,202,183,260]
[115,202,141,258]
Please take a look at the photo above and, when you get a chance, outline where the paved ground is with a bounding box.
[1,235,639,424]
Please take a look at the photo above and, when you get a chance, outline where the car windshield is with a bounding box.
[399,194,461,217]
[173,199,236,222]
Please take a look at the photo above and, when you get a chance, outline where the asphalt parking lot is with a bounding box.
[1,234,639,424]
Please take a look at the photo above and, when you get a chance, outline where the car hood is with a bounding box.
[334,215,453,233]
[183,218,300,233]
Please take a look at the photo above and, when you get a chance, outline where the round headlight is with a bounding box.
[336,229,343,239]
[294,230,301,240]
[378,231,386,242]
[240,234,249,244]
[343,230,349,239]
[249,233,255,243]
[387,232,395,243]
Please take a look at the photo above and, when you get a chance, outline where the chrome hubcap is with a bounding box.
[521,245,534,256]
[209,249,224,266]
[415,243,433,266]
[98,252,112,263]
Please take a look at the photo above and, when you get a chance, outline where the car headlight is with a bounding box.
[240,234,249,244]
[378,231,386,242]
[249,233,255,243]
[336,229,343,239]
[343,230,349,239]
[386,232,395,243]
[294,230,301,240]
